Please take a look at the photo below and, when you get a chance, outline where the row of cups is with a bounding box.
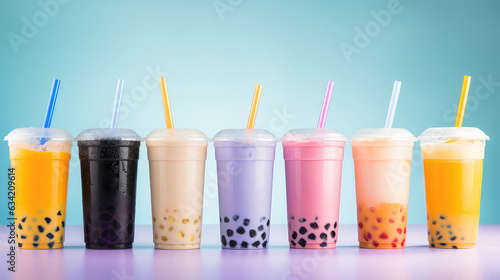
[5,126,488,250]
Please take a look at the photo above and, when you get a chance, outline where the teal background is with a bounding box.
[1,0,499,226]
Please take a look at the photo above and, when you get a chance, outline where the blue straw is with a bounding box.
[384,81,402,129]
[43,79,61,128]
[111,79,124,128]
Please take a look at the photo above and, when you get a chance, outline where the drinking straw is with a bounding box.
[246,84,263,129]
[454,76,471,127]
[384,81,402,129]
[111,79,124,128]
[43,79,61,128]
[159,77,174,129]
[317,81,335,129]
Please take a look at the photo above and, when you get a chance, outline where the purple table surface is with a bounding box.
[1,224,500,280]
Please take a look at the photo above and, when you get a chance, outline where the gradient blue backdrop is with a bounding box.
[1,0,499,226]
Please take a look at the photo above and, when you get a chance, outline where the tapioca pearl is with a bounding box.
[28,226,32,231]
[290,240,296,246]
[440,216,446,220]
[189,234,195,242]
[432,221,436,225]
[48,242,55,249]
[397,228,402,235]
[320,233,327,240]
[267,219,270,227]
[330,231,336,239]
[62,221,65,228]
[167,216,175,223]
[127,224,133,235]
[372,241,379,248]
[358,223,363,229]
[243,219,250,226]
[18,223,23,230]
[404,228,406,234]
[57,211,61,216]
[258,225,264,231]
[38,226,45,233]
[452,246,458,249]
[177,231,185,239]
[377,232,388,240]
[252,241,261,248]
[18,243,22,248]
[308,233,316,240]
[325,223,331,230]
[364,217,369,222]
[298,238,307,247]
[299,227,307,234]
[334,222,337,229]
[437,236,443,240]
[33,244,38,248]
[439,243,446,246]
[159,223,164,230]
[45,217,51,224]
[261,232,266,240]
[219,217,222,223]
[260,216,266,222]
[309,222,318,229]
[291,216,295,220]
[193,218,200,225]
[128,214,133,222]
[292,231,297,239]
[60,236,63,242]
[21,217,27,223]
[389,219,395,223]
[298,218,306,223]
[112,220,121,230]
[249,230,256,238]
[154,234,158,240]
[227,229,234,237]
[371,225,378,231]
[198,234,201,239]
[241,241,249,248]
[20,235,27,239]
[401,216,405,222]
[221,235,227,246]
[232,214,239,221]
[32,217,38,222]
[237,227,245,235]
[376,217,382,223]
[369,207,376,213]
[262,241,268,248]
[161,236,168,242]
[55,226,60,232]
[436,231,440,236]
[315,217,318,220]
[224,217,229,223]
[16,234,18,238]
[168,226,174,232]
[182,219,190,224]
[431,243,435,248]
[450,236,457,241]
[320,242,327,248]
[392,210,397,215]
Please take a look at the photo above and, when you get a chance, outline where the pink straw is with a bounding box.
[317,81,335,129]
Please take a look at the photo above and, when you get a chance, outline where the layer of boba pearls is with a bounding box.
[219,215,270,249]
[16,210,65,249]
[427,214,474,249]
[288,216,338,248]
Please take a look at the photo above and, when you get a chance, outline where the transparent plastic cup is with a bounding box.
[282,128,347,249]
[419,127,489,249]
[75,128,141,249]
[5,128,73,249]
[351,128,416,249]
[213,129,277,249]
[145,129,209,249]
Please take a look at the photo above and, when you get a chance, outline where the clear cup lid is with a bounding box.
[75,128,141,141]
[281,128,348,142]
[4,128,73,141]
[418,127,490,141]
[351,128,417,141]
[212,129,277,143]
[145,129,209,142]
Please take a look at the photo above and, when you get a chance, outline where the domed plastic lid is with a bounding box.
[4,128,73,142]
[75,128,141,141]
[145,129,209,142]
[212,129,277,143]
[282,128,348,142]
[418,127,490,142]
[351,128,416,141]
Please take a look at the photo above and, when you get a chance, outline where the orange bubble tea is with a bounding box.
[419,127,489,249]
[351,128,416,249]
[5,128,72,249]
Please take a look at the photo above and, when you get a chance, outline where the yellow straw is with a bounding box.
[159,77,174,129]
[454,76,471,127]
[246,84,263,129]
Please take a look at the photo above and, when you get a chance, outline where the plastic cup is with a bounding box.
[351,128,416,249]
[5,128,73,249]
[419,127,489,249]
[75,128,141,249]
[282,128,347,249]
[145,129,209,249]
[213,129,277,249]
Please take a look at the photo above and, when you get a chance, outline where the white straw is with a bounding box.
[384,81,402,128]
[111,79,124,128]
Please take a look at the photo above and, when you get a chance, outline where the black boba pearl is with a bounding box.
[48,242,55,248]
[298,238,307,247]
[221,235,227,246]
[34,235,39,241]
[267,219,270,227]
[224,217,230,223]
[325,223,331,230]
[229,240,237,248]
[291,240,296,246]
[127,224,133,234]
[18,223,23,230]
[220,217,222,222]
[452,246,458,249]
[21,217,26,223]
[461,237,465,240]
[57,211,61,216]
[437,236,443,240]
[334,222,337,229]
[447,224,452,228]
[243,219,250,226]
[448,231,453,236]
[298,218,306,223]
[55,226,60,232]
[262,241,268,248]
[431,243,435,248]
[292,231,297,239]
[112,220,121,230]
[236,227,245,235]
[45,217,52,224]
[261,232,266,240]
[33,244,38,248]
[60,236,63,242]
[260,216,266,222]
[320,233,327,240]
[20,235,27,239]
[432,221,436,225]
[241,241,248,248]
[320,242,327,248]
[128,214,133,222]
[308,233,316,240]
[258,225,264,231]
[440,216,446,219]
[38,226,44,233]
[436,231,440,236]
[46,233,54,239]
[309,222,318,229]
[249,230,257,237]
[299,227,307,234]
[252,241,261,248]
[330,231,336,238]
[450,236,457,241]
[439,243,446,246]
[16,234,18,238]
[18,243,22,248]
[315,217,318,220]
[227,229,234,237]
[232,214,239,221]
[62,221,65,228]
[290,216,294,220]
